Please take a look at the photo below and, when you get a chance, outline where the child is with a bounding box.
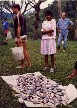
[41,10,56,72]
[2,18,9,44]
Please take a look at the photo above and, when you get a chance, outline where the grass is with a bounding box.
[0,39,77,108]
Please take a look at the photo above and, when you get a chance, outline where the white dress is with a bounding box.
[41,19,56,55]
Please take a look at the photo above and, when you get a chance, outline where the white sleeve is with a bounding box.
[51,19,56,39]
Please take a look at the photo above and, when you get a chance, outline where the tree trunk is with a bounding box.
[33,7,40,40]
[57,0,62,18]
[0,2,3,21]
[0,2,3,37]
[75,1,77,40]
[75,1,77,26]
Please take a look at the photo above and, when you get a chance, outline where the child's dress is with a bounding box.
[41,19,56,55]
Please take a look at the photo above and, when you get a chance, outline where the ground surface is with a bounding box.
[0,39,77,108]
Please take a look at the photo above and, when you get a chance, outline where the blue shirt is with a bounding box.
[57,18,74,35]
[3,21,9,31]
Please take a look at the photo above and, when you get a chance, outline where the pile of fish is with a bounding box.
[16,73,69,107]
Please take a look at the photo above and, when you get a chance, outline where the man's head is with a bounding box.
[12,4,20,14]
[3,18,7,21]
[61,12,66,19]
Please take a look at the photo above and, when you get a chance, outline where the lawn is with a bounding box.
[0,39,77,108]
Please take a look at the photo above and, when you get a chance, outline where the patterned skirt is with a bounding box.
[41,39,56,55]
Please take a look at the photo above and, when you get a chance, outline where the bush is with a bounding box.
[68,26,75,40]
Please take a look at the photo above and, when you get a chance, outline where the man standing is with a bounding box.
[12,4,31,68]
[57,12,74,51]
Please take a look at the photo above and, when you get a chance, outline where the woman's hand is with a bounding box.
[47,33,53,36]
[43,28,46,31]
[42,29,54,35]
[47,29,54,36]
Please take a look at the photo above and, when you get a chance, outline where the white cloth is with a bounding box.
[1,72,77,107]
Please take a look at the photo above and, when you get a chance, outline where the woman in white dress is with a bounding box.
[41,10,56,72]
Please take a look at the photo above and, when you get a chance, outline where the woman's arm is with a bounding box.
[41,29,54,35]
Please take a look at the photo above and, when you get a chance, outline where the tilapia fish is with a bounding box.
[16,74,68,107]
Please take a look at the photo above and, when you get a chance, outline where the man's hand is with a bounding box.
[17,37,21,43]
[68,26,71,29]
[57,28,61,33]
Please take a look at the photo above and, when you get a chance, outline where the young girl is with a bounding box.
[41,10,56,72]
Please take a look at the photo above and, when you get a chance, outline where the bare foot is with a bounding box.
[27,63,31,67]
[67,73,77,78]
[67,74,75,78]
[67,69,77,78]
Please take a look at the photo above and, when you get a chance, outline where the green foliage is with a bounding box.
[68,26,75,40]
[48,0,59,19]
[65,0,76,18]
[25,11,44,39]
[0,22,3,36]
[0,39,77,108]
[25,0,76,40]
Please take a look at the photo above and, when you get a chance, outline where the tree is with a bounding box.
[0,0,32,16]
[0,0,51,40]
[0,1,15,17]
[57,0,62,18]
[29,0,47,40]
[0,0,32,38]
[74,0,77,40]
[50,0,59,19]
[65,0,76,18]
[75,0,77,26]
[0,1,13,36]
[0,1,3,21]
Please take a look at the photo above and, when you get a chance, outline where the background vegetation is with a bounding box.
[0,0,76,40]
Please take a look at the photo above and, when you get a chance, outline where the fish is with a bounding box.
[16,74,68,107]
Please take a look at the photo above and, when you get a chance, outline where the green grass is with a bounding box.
[0,39,77,108]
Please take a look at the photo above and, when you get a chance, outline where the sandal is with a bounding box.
[50,68,54,72]
[43,67,48,71]
[16,65,25,69]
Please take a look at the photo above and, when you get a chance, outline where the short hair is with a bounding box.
[12,4,20,11]
[45,10,53,17]
[4,18,7,20]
